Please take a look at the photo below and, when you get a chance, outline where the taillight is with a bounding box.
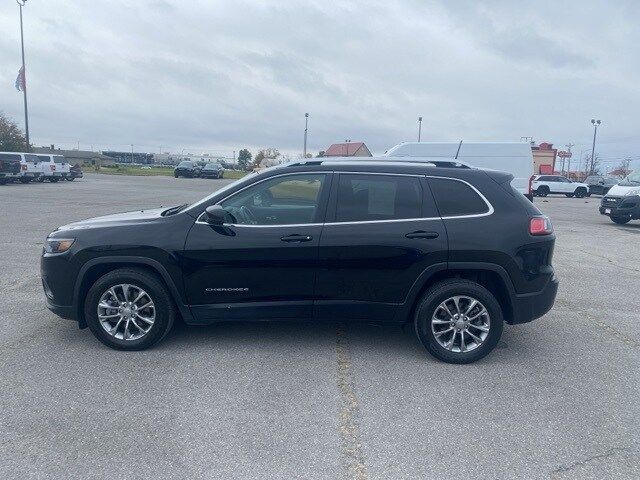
[529,216,553,235]
[21,164,27,171]
[51,164,56,171]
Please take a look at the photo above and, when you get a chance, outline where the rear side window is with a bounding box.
[0,153,21,161]
[336,174,422,222]
[428,178,489,217]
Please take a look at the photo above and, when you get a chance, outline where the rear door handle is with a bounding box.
[405,230,439,239]
[280,234,313,243]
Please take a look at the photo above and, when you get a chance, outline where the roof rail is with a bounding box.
[287,157,472,169]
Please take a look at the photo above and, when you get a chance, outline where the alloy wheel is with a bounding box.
[431,295,490,353]
[97,284,155,340]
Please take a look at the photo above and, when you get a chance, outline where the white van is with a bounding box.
[0,152,43,183]
[384,142,534,197]
[35,154,70,182]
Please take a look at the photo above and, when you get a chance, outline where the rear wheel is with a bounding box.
[574,187,587,198]
[19,177,32,184]
[36,176,45,183]
[66,176,75,181]
[565,193,574,198]
[414,280,504,364]
[49,177,59,183]
[536,186,549,197]
[0,178,7,185]
[84,268,175,350]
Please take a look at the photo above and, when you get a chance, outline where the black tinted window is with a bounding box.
[429,178,489,217]
[336,174,422,222]
[0,153,21,161]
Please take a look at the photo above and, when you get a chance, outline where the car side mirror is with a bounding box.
[204,205,228,226]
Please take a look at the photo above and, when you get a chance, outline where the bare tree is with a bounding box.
[584,153,602,175]
[614,157,632,178]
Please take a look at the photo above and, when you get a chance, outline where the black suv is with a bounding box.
[200,162,224,179]
[41,160,558,363]
[174,160,202,178]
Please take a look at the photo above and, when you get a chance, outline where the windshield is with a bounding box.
[53,156,65,164]
[620,171,640,186]
[177,161,193,167]
[205,163,221,169]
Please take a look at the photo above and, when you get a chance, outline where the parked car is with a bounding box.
[531,175,589,198]
[385,142,535,198]
[67,163,83,181]
[585,175,618,196]
[0,152,22,184]
[200,162,224,179]
[599,170,640,224]
[42,159,558,363]
[174,161,202,178]
[34,154,70,182]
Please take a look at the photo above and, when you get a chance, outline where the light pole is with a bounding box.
[417,116,423,142]
[17,0,30,150]
[303,113,309,158]
[589,119,601,174]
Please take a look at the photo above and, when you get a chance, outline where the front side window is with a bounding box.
[428,178,490,217]
[220,173,326,225]
[335,174,422,222]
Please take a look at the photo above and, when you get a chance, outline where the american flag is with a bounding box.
[15,66,25,92]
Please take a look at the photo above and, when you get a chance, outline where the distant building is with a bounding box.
[33,146,116,166]
[531,142,557,174]
[324,142,372,157]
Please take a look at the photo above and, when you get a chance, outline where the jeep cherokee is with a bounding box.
[41,159,558,363]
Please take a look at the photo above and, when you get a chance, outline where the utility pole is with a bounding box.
[590,119,601,175]
[17,0,30,150]
[417,116,423,142]
[303,113,309,158]
[130,144,134,164]
[564,142,574,175]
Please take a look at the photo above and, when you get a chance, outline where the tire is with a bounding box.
[574,188,587,198]
[611,216,631,225]
[49,177,60,183]
[19,177,32,184]
[536,186,549,197]
[174,173,179,178]
[84,268,175,350]
[0,178,6,185]
[66,176,75,181]
[414,279,504,364]
[565,193,574,198]
[36,176,45,183]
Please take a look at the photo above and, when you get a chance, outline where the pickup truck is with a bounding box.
[0,152,22,184]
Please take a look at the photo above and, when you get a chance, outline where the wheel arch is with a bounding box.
[73,256,193,328]
[398,262,516,325]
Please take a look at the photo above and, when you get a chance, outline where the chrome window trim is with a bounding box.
[194,171,494,227]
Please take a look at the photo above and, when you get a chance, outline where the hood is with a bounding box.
[55,207,166,232]
[606,184,638,197]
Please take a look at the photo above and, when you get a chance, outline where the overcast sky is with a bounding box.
[0,0,638,167]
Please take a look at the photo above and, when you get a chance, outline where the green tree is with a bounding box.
[0,112,27,151]
[237,148,252,171]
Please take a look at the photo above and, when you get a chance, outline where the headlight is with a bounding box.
[625,188,640,196]
[44,238,75,254]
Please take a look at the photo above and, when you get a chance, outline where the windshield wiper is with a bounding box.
[162,204,189,216]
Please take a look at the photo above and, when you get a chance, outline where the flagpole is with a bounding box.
[17,0,30,151]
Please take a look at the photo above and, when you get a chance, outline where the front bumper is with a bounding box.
[599,195,640,219]
[510,276,559,324]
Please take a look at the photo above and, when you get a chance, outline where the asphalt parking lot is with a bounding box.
[1,174,639,479]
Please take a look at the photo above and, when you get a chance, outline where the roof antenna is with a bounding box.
[454,140,463,160]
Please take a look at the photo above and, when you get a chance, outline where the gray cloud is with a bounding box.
[0,0,638,167]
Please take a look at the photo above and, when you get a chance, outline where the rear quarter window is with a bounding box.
[428,178,490,217]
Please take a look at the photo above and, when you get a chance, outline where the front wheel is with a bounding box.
[414,279,504,364]
[84,268,175,350]
[611,216,631,225]
[574,188,587,198]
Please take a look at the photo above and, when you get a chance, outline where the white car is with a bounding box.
[531,175,589,198]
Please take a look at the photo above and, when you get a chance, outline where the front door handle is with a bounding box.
[405,230,439,239]
[280,234,313,243]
